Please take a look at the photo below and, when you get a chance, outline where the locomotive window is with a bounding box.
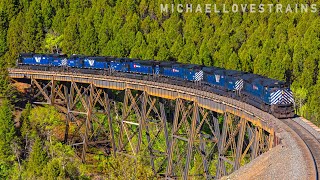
[269,86,278,92]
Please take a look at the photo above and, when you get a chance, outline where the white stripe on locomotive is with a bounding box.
[270,89,294,105]
[235,79,243,90]
[61,58,68,66]
[194,70,203,81]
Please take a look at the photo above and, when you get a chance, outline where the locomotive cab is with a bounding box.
[266,82,295,118]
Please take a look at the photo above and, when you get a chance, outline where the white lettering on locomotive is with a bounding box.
[88,59,94,66]
[35,57,41,63]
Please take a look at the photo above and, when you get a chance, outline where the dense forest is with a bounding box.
[0,0,319,122]
[0,0,320,178]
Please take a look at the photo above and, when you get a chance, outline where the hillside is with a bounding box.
[0,0,319,125]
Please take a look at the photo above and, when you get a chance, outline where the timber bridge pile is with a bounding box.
[8,68,320,179]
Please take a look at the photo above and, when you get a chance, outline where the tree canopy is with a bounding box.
[0,0,320,123]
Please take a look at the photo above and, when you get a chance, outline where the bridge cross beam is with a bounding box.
[29,79,113,163]
[18,71,279,178]
[117,89,172,176]
[30,77,53,104]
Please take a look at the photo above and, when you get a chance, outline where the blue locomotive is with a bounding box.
[18,53,295,118]
[18,53,68,66]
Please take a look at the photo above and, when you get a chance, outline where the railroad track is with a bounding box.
[282,118,320,180]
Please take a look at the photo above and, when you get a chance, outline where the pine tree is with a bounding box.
[52,9,66,35]
[0,11,8,56]
[0,100,16,179]
[226,52,241,71]
[98,4,113,55]
[21,0,44,53]
[79,10,98,55]
[41,0,54,30]
[62,14,80,55]
[130,31,147,59]
[22,137,47,178]
[170,35,184,61]
[198,39,212,66]
[20,103,32,149]
[178,43,195,64]
[5,13,24,66]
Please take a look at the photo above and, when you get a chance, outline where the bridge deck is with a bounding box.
[8,68,276,133]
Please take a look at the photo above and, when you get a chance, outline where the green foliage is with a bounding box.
[22,137,48,178]
[17,105,86,180]
[102,154,153,179]
[0,100,16,179]
[0,4,320,175]
[20,103,32,138]
[43,142,82,180]
[21,0,44,53]
[28,106,62,139]
[44,32,63,53]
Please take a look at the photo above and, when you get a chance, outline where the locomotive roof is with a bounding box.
[257,78,286,87]
[242,73,286,87]
[202,66,224,73]
[184,64,203,70]
[202,67,246,77]
[105,56,116,61]
[114,57,132,62]
[69,54,86,59]
[171,63,203,70]
[133,60,159,65]
[20,53,34,57]
[85,56,107,61]
[160,61,177,67]
[30,53,67,58]
[47,54,67,57]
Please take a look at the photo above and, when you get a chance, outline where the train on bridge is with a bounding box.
[17,53,295,118]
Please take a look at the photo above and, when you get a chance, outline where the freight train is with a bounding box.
[17,53,295,118]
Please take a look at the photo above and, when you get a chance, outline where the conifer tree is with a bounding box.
[0,100,16,179]
[22,137,47,179]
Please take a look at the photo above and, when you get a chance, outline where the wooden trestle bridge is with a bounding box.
[8,68,281,179]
